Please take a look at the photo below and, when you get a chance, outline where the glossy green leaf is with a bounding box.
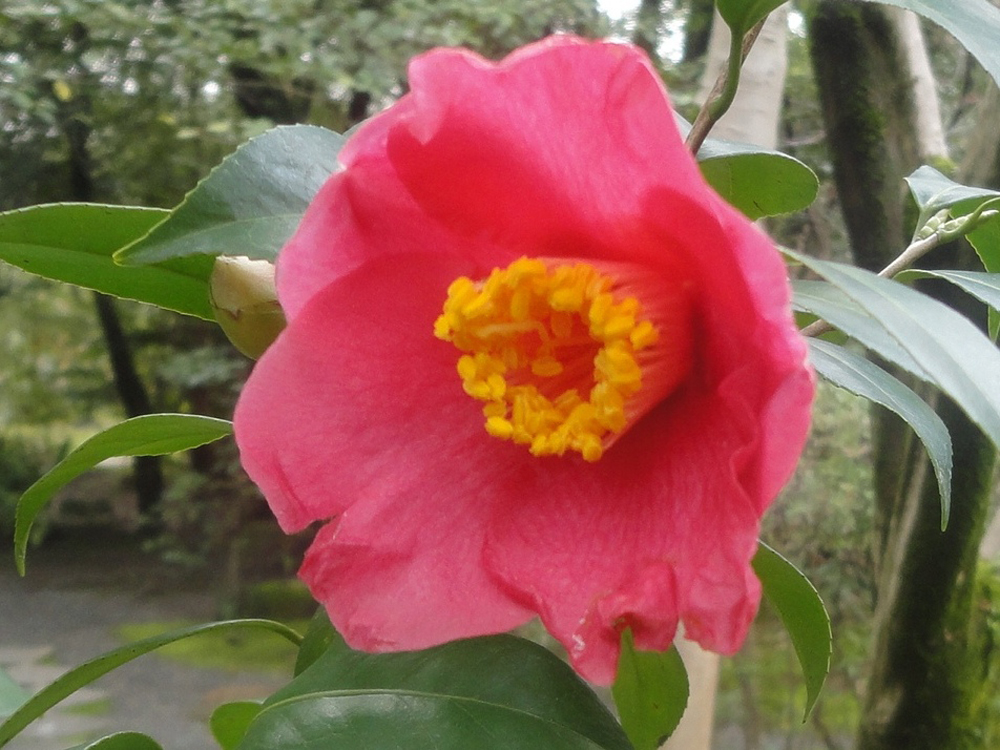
[260,633,631,750]
[0,620,301,748]
[293,610,337,677]
[66,732,164,750]
[0,203,213,319]
[899,269,1000,338]
[698,147,819,219]
[117,125,345,266]
[905,165,1000,215]
[792,280,926,377]
[211,701,263,750]
[808,339,953,528]
[716,0,785,37]
[240,692,614,750]
[0,670,27,721]
[611,633,688,750]
[790,252,1000,454]
[674,116,818,218]
[904,165,1000,283]
[14,414,233,575]
[858,0,1000,90]
[753,543,831,719]
[967,212,1000,272]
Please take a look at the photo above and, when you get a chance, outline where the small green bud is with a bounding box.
[915,208,950,240]
[210,255,286,359]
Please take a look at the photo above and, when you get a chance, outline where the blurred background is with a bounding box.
[1,1,999,749]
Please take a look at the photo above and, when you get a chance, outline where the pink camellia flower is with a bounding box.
[234,35,814,684]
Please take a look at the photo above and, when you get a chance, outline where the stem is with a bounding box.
[801,202,1000,337]
[685,17,767,155]
[800,234,942,337]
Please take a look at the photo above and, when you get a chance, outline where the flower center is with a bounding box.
[434,257,693,462]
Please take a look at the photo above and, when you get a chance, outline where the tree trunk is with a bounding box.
[53,33,164,515]
[682,0,715,63]
[632,0,663,66]
[92,294,164,513]
[809,4,997,748]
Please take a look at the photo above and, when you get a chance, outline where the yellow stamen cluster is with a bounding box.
[434,257,660,462]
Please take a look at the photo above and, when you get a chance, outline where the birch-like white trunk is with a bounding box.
[889,8,949,161]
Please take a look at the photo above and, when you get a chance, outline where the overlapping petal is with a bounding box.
[234,35,814,685]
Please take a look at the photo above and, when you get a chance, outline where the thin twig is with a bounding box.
[799,228,961,337]
[685,17,767,155]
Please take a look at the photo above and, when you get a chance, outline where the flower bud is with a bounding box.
[210,256,286,359]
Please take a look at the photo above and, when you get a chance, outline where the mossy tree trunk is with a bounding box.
[809,3,997,749]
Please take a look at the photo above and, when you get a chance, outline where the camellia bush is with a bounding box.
[4,1,1000,749]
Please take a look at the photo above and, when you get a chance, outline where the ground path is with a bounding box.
[0,532,289,750]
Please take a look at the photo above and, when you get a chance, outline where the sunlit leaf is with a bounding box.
[0,203,213,319]
[0,621,301,748]
[117,125,344,266]
[808,339,953,528]
[698,147,818,219]
[14,415,233,574]
[612,633,688,750]
[753,543,831,718]
[674,116,818,218]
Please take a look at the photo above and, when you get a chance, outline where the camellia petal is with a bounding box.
[234,35,814,685]
[236,253,536,643]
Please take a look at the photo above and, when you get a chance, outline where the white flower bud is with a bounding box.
[210,255,286,359]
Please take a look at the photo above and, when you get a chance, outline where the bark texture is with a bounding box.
[810,3,997,748]
[52,23,164,514]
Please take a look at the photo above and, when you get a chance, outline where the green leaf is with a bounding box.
[905,165,1000,215]
[0,203,214,319]
[898,269,1000,338]
[14,414,233,575]
[904,166,1000,281]
[674,116,818,218]
[792,280,926,377]
[967,211,1000,272]
[117,125,345,266]
[0,620,301,748]
[716,0,785,37]
[611,633,688,750]
[752,543,831,719]
[858,0,1000,91]
[0,670,27,721]
[239,692,617,750]
[698,146,819,219]
[293,610,338,677]
[66,732,164,750]
[211,702,263,750]
[256,633,631,750]
[790,252,1000,454]
[808,339,953,528]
